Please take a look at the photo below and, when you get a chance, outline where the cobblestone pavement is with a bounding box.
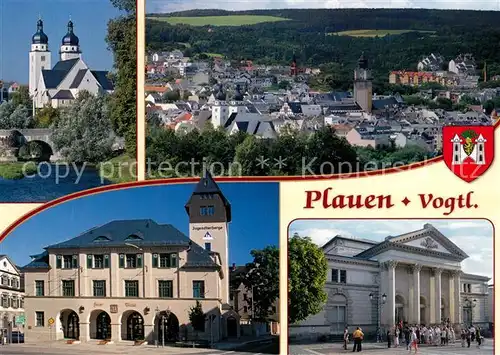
[288,339,493,355]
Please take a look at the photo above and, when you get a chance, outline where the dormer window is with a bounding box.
[93,236,111,243]
[125,234,143,241]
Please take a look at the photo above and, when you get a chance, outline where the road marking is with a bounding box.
[304,349,324,355]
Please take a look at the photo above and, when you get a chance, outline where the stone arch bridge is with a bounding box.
[0,129,124,162]
[0,129,61,161]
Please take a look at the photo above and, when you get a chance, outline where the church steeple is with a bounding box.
[60,18,81,61]
[353,51,373,114]
[32,18,49,45]
[290,53,298,76]
[358,51,369,69]
[30,17,51,97]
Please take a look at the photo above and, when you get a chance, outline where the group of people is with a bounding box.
[388,322,484,351]
[343,322,484,353]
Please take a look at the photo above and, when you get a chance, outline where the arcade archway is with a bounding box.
[123,311,144,341]
[155,311,179,343]
[60,309,79,339]
[90,310,111,340]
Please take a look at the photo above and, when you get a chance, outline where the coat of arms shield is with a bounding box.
[442,125,494,183]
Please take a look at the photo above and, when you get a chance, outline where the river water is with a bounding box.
[0,163,111,202]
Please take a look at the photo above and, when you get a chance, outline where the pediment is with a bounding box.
[401,236,451,254]
[388,224,468,259]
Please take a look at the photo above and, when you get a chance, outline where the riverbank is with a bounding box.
[0,162,37,180]
[98,154,136,183]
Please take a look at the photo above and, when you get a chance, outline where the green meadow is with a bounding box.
[147,15,290,27]
[332,29,435,37]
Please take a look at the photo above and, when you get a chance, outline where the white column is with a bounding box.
[434,268,442,324]
[407,266,414,323]
[453,271,462,325]
[381,260,398,328]
[448,270,460,324]
[412,264,422,324]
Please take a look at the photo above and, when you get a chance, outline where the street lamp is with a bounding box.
[369,293,386,342]
[464,298,477,326]
[155,306,170,347]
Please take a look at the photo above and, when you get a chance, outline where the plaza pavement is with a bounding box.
[1,339,278,355]
[288,339,494,355]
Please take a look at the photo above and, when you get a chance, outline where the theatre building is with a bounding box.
[289,224,491,339]
[22,173,242,343]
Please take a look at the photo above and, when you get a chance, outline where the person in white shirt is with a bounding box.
[410,328,418,353]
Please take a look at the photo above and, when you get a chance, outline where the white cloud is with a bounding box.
[147,0,500,12]
[289,219,493,278]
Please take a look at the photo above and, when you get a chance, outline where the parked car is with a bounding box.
[11,331,24,343]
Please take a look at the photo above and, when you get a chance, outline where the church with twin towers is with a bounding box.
[29,18,114,109]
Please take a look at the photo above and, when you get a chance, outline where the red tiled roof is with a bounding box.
[145,86,169,93]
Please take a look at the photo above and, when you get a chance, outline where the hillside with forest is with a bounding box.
[146,8,500,92]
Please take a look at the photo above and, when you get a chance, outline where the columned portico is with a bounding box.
[380,260,464,328]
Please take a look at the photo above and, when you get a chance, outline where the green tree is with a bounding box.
[435,97,453,111]
[51,92,114,163]
[269,130,306,175]
[106,0,136,156]
[0,103,33,129]
[35,106,60,128]
[303,127,358,175]
[288,233,328,324]
[146,110,161,127]
[163,90,181,102]
[11,86,32,114]
[188,300,205,341]
[243,246,280,321]
[0,101,16,127]
[234,135,271,176]
[7,105,32,128]
[278,80,291,90]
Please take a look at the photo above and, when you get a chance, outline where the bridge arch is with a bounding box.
[18,140,53,161]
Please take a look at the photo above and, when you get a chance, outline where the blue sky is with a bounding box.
[0,182,279,267]
[147,0,500,12]
[289,219,493,279]
[0,0,120,83]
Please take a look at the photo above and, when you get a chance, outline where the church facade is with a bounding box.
[289,224,491,339]
[29,19,114,109]
[21,173,241,344]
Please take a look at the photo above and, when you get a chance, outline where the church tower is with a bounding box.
[60,20,81,61]
[185,170,231,304]
[211,85,229,128]
[353,52,373,114]
[228,84,247,117]
[29,18,51,97]
[290,54,298,76]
